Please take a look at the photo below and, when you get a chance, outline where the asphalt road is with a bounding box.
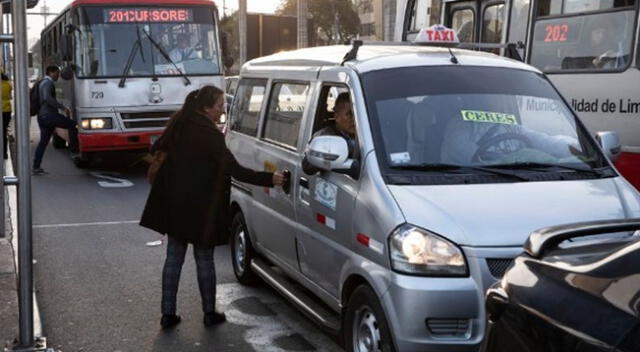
[29,137,343,352]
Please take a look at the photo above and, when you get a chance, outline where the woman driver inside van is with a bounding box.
[140,85,285,329]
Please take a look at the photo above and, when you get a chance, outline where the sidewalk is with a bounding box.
[0,186,19,349]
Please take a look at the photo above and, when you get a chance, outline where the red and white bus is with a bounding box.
[41,0,226,166]
[395,0,640,189]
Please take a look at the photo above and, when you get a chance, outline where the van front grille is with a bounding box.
[486,258,515,279]
[425,318,470,338]
[121,111,174,129]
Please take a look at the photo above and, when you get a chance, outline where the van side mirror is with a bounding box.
[60,34,73,61]
[596,131,621,162]
[305,136,360,178]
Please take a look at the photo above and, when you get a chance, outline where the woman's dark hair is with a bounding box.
[155,85,224,151]
[1,73,8,81]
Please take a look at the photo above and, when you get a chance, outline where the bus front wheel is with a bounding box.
[73,152,93,168]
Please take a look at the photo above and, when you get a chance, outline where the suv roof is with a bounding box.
[243,44,538,75]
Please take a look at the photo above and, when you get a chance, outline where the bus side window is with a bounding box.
[482,3,505,45]
[508,0,530,47]
[451,8,475,43]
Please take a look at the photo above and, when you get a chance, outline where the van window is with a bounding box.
[263,82,310,149]
[230,78,267,137]
[312,85,350,135]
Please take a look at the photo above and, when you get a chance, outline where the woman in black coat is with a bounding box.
[140,85,284,329]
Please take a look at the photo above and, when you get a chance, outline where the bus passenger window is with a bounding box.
[451,9,475,42]
[530,11,635,72]
[508,0,530,47]
[482,4,505,44]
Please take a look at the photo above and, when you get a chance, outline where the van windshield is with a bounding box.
[362,66,611,183]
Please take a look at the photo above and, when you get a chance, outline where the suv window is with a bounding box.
[263,82,310,149]
[230,78,267,137]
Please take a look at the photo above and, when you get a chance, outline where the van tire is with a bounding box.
[344,285,395,352]
[230,212,259,285]
[52,134,66,149]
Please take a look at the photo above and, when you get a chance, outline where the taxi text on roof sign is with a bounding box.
[413,25,460,45]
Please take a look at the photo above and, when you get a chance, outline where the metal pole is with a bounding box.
[297,0,308,48]
[12,0,34,347]
[238,0,246,65]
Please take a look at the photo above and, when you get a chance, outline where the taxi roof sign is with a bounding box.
[413,25,460,46]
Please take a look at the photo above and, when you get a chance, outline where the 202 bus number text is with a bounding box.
[544,24,569,42]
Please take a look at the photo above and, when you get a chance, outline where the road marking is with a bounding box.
[90,172,134,188]
[217,283,342,352]
[33,220,139,229]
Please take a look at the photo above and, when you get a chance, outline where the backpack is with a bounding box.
[29,79,43,116]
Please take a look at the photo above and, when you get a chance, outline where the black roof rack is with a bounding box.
[340,40,526,63]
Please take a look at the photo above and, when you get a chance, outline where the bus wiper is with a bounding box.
[141,29,191,86]
[390,163,531,181]
[118,36,144,88]
[489,162,611,177]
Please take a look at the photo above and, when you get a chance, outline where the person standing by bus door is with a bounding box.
[32,65,79,175]
[1,72,12,160]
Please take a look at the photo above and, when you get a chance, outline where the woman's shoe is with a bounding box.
[203,311,226,326]
[160,314,181,329]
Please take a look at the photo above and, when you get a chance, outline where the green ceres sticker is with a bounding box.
[461,110,518,125]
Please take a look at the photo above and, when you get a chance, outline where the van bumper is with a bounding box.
[380,247,520,352]
[381,274,484,352]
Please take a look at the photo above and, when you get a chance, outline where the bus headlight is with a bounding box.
[81,118,113,130]
[389,224,468,276]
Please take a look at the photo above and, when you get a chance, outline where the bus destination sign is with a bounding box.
[104,8,193,23]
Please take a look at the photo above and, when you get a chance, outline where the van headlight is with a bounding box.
[81,118,113,130]
[389,224,468,276]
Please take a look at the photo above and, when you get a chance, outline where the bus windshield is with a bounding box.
[74,6,220,78]
[530,0,637,72]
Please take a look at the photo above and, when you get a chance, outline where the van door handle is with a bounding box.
[282,169,291,194]
[299,177,309,189]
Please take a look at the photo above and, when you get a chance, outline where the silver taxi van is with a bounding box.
[225,27,640,352]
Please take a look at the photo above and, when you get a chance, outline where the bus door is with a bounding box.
[443,0,507,51]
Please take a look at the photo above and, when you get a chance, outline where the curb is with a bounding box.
[6,155,43,339]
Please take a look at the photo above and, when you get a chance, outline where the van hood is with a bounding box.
[387,177,640,247]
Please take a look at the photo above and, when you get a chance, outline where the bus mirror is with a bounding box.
[223,56,234,69]
[60,34,73,61]
[220,32,234,69]
[61,65,74,81]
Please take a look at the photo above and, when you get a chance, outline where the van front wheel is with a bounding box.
[230,212,259,285]
[344,285,395,352]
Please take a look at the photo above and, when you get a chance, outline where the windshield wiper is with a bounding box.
[118,27,145,88]
[390,163,531,181]
[141,29,191,86]
[488,162,611,177]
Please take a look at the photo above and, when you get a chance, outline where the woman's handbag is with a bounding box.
[147,150,167,184]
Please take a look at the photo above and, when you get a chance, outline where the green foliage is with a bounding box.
[276,0,361,44]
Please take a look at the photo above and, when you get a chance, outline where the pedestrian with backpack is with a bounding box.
[32,65,79,175]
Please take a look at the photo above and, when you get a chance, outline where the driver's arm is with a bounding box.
[519,126,578,158]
